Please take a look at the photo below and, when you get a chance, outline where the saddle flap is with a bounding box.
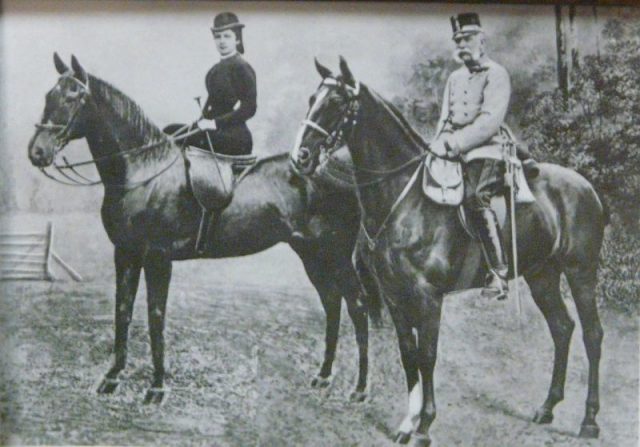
[184,148,234,210]
[422,154,464,206]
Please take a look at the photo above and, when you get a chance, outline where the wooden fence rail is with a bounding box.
[0,222,82,282]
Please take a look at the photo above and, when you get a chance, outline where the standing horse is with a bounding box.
[27,53,379,404]
[290,58,606,445]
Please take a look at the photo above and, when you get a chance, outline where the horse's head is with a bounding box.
[28,53,92,167]
[290,57,360,176]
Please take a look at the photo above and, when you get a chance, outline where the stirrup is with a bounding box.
[481,271,508,300]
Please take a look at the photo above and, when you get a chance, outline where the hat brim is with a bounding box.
[211,23,245,33]
[452,28,482,39]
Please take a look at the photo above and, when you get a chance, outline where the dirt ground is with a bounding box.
[0,212,637,446]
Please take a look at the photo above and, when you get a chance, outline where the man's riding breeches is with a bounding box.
[463,158,505,210]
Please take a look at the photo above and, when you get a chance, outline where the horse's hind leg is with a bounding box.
[295,250,343,389]
[335,267,369,402]
[142,250,172,404]
[97,247,142,394]
[565,264,603,438]
[525,262,575,425]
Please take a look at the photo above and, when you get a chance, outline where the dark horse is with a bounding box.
[28,54,380,404]
[290,58,606,445]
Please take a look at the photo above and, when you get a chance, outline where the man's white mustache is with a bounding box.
[453,48,477,64]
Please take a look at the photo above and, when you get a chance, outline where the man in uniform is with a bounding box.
[430,13,511,300]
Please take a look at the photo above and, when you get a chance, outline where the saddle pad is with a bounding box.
[184,148,234,211]
[422,154,464,206]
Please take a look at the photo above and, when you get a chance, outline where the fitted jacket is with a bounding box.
[435,58,510,161]
[202,54,257,128]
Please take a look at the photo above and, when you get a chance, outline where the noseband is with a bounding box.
[35,75,90,156]
[299,78,361,159]
[34,74,176,188]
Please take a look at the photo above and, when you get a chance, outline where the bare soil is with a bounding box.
[0,212,637,446]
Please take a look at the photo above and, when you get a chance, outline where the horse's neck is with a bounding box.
[84,78,175,185]
[349,88,422,231]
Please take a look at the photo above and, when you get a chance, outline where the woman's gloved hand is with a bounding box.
[198,118,217,131]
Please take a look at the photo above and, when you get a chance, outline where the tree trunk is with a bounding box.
[569,4,579,77]
[555,5,569,105]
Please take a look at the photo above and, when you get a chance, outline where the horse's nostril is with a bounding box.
[35,147,44,157]
[298,147,311,161]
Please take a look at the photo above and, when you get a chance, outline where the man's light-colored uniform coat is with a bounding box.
[435,58,511,161]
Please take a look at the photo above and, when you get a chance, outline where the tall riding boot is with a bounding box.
[473,208,509,300]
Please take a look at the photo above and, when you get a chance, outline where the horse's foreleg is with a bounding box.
[313,283,341,390]
[565,264,603,439]
[354,253,383,328]
[414,294,443,447]
[336,270,369,402]
[143,250,172,405]
[97,247,142,394]
[389,304,420,444]
[525,263,574,425]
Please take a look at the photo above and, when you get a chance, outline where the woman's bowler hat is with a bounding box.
[211,12,245,33]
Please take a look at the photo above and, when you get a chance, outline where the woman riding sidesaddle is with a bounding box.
[165,12,257,156]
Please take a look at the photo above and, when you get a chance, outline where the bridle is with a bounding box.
[296,78,428,188]
[297,78,361,165]
[34,73,178,188]
[295,77,443,251]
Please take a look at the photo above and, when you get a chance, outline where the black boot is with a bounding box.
[473,208,509,300]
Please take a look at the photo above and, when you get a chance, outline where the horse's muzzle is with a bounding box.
[28,134,55,167]
[291,146,317,176]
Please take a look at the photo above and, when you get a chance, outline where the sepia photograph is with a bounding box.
[0,1,638,445]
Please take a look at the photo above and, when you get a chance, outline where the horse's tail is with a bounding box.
[594,187,611,226]
[601,194,611,226]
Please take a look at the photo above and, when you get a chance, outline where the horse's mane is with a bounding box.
[89,74,166,143]
[365,85,430,153]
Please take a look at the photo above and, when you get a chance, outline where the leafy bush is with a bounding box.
[521,19,640,225]
[400,19,639,311]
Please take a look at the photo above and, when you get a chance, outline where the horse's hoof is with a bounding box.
[349,390,367,403]
[532,408,553,424]
[412,433,431,447]
[311,375,331,389]
[394,431,412,444]
[96,378,119,394]
[579,423,600,439]
[143,387,168,405]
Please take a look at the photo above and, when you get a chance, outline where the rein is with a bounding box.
[298,78,451,249]
[36,74,182,189]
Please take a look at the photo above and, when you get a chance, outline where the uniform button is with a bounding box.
[463,101,468,105]
[464,112,468,116]
[464,90,468,94]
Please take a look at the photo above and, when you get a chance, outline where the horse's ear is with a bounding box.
[339,56,356,88]
[315,58,332,79]
[53,52,69,74]
[70,54,87,84]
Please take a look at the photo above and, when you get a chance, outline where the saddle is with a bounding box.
[422,152,536,207]
[183,147,256,253]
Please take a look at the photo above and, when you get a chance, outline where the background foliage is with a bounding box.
[398,19,639,311]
